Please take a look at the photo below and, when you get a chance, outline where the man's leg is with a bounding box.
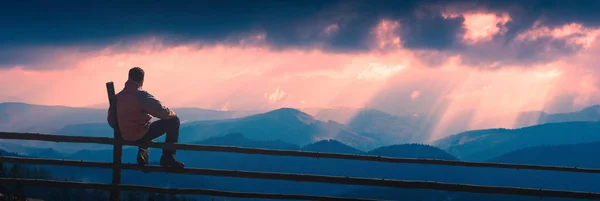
[136,117,183,167]
[135,122,166,166]
[157,117,184,167]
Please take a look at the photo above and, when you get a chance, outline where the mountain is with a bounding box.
[197,132,300,150]
[448,139,600,201]
[0,148,20,157]
[367,144,457,160]
[179,108,378,150]
[0,102,254,134]
[494,105,600,129]
[301,107,362,124]
[433,121,600,161]
[346,109,429,145]
[55,122,114,138]
[305,107,434,147]
[489,141,600,168]
[536,105,600,124]
[169,107,257,123]
[301,139,363,154]
[0,102,105,133]
[340,141,600,201]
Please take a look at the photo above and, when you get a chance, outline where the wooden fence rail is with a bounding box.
[0,178,377,201]
[2,156,600,200]
[2,131,600,174]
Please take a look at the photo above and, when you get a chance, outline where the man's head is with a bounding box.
[128,67,145,85]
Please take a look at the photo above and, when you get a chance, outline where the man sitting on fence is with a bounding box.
[107,67,185,168]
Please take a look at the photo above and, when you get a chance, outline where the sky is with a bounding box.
[3,0,600,140]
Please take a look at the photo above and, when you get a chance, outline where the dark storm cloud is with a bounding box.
[432,0,600,68]
[1,0,600,68]
[0,0,464,67]
[399,11,465,50]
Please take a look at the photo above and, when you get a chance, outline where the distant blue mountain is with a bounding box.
[8,102,600,155]
[7,103,600,200]
[55,122,114,138]
[368,144,457,160]
[513,105,600,128]
[0,102,250,133]
[346,109,430,145]
[302,139,363,154]
[489,141,600,168]
[446,139,600,201]
[433,121,600,161]
[196,132,300,150]
[0,102,105,133]
[180,108,378,150]
[342,140,600,201]
[14,107,431,152]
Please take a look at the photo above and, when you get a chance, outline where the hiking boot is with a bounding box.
[137,147,149,166]
[160,153,184,168]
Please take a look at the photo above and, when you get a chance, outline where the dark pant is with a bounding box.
[136,116,180,154]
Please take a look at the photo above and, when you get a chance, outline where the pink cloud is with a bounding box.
[461,12,511,43]
[372,19,402,49]
[410,90,421,101]
[0,37,419,111]
[323,24,340,36]
[443,11,511,44]
[265,86,288,103]
[516,22,600,48]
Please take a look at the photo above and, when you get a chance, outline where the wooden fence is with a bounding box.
[0,82,598,201]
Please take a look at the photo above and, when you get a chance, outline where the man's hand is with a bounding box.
[165,109,177,119]
[160,109,177,120]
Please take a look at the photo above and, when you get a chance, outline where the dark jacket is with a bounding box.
[107,80,174,141]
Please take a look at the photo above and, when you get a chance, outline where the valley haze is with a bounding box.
[2,101,600,153]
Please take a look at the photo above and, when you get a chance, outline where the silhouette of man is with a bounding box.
[107,67,184,168]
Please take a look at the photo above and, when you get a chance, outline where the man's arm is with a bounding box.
[136,90,177,119]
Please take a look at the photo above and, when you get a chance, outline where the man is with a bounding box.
[107,67,184,168]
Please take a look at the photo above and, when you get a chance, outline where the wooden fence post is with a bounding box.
[106,82,123,201]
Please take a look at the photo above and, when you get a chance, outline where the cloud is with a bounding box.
[399,9,466,50]
[357,62,405,81]
[220,102,230,112]
[0,39,421,110]
[323,24,340,36]
[2,0,599,70]
[0,0,513,68]
[265,87,288,103]
[372,19,402,49]
[516,22,600,48]
[443,12,511,44]
[410,90,421,101]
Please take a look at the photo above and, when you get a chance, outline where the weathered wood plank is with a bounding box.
[106,81,122,201]
[0,178,379,201]
[1,131,599,175]
[2,156,600,200]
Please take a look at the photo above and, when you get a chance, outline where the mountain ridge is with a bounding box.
[433,121,600,161]
[180,108,379,150]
